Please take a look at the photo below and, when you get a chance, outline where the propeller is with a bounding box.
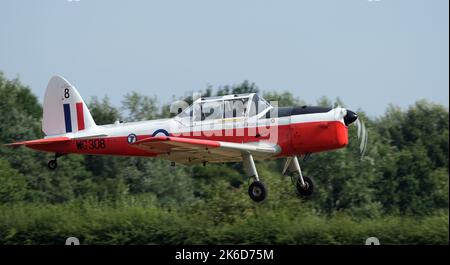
[336,106,369,158]
[354,117,368,157]
[327,98,369,158]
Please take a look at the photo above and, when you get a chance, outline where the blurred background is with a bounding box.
[0,0,448,244]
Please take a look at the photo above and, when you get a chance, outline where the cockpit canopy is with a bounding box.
[176,93,272,122]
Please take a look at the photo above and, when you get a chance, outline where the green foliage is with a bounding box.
[0,158,27,203]
[0,72,42,143]
[374,101,449,215]
[379,101,449,169]
[0,201,447,245]
[263,91,304,107]
[88,96,121,125]
[216,80,259,96]
[0,72,448,244]
[121,91,158,122]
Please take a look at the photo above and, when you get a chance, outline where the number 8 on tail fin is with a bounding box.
[42,75,97,136]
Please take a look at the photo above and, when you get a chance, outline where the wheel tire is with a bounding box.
[296,176,314,197]
[48,160,57,170]
[248,181,267,202]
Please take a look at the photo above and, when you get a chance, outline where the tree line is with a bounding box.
[0,72,448,244]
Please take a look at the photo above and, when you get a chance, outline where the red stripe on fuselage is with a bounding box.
[27,121,349,159]
[76,102,85,131]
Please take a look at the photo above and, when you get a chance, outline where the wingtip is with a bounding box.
[3,142,24,147]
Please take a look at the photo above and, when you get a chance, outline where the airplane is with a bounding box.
[6,75,366,202]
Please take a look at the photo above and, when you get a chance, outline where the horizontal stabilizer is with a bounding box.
[73,134,108,140]
[4,137,70,147]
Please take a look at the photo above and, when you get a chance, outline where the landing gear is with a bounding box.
[283,156,315,198]
[296,175,314,196]
[248,181,267,202]
[47,153,64,170]
[242,152,267,202]
[47,159,57,170]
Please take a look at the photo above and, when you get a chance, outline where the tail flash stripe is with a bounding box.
[63,103,72,133]
[76,102,85,131]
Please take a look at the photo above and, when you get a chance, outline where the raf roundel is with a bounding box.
[152,129,170,137]
[127,133,137,144]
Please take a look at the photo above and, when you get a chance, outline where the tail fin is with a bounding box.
[42,75,96,136]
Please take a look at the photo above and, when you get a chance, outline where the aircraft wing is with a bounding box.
[131,136,280,164]
[4,137,71,147]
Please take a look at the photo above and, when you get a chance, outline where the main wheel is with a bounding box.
[48,159,57,170]
[296,176,314,197]
[248,181,267,202]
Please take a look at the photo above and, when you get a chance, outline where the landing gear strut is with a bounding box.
[47,153,64,170]
[242,152,267,202]
[282,156,314,197]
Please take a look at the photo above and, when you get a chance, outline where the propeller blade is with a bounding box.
[356,119,362,139]
[355,118,368,157]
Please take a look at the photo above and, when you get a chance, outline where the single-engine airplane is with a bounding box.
[6,75,366,202]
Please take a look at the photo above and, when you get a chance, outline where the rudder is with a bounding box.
[43,75,96,136]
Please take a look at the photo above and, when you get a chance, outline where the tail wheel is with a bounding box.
[47,159,57,170]
[296,176,314,197]
[248,181,267,202]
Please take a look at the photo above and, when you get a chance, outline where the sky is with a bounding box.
[0,0,448,117]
